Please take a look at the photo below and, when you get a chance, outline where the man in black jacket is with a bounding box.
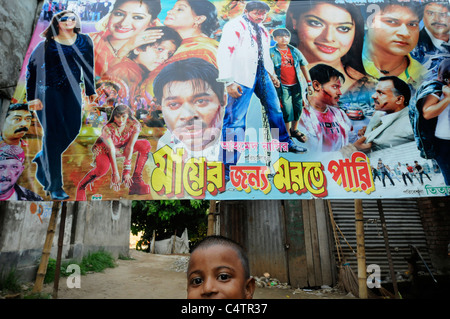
[411,2,449,63]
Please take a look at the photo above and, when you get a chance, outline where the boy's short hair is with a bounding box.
[309,64,346,85]
[153,58,225,105]
[190,235,251,279]
[272,28,291,38]
[245,1,270,13]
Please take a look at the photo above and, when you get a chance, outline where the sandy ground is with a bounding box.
[41,249,355,300]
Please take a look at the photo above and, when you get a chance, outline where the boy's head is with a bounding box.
[272,28,291,46]
[129,27,182,72]
[187,235,255,299]
[153,58,226,151]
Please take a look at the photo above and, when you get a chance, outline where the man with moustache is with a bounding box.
[359,76,414,152]
[217,1,306,178]
[1,103,33,146]
[411,1,449,63]
[363,1,425,87]
[0,144,42,201]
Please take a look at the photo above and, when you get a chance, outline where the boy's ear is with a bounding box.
[133,48,141,56]
[244,277,256,299]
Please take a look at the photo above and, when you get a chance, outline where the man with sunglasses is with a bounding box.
[412,58,450,185]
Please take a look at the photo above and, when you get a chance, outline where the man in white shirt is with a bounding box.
[217,1,306,178]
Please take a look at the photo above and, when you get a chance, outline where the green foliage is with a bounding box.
[44,251,116,284]
[131,200,210,251]
[0,268,21,293]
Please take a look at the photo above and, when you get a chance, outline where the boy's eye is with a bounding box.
[218,273,231,281]
[191,277,203,285]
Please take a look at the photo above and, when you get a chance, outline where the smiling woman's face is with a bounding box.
[108,1,153,40]
[292,3,355,65]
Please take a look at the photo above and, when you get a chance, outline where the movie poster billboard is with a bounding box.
[2,0,449,201]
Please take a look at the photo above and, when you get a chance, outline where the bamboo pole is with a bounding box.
[354,199,368,299]
[377,199,399,299]
[207,200,216,236]
[52,202,67,299]
[32,201,61,294]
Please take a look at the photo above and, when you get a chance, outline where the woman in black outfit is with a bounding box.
[26,10,97,200]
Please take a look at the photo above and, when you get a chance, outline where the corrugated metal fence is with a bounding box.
[329,198,432,281]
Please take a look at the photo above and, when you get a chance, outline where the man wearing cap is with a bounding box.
[0,144,42,201]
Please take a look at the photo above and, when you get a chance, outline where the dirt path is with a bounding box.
[43,250,355,299]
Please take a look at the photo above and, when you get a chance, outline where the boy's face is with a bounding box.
[135,40,177,72]
[274,34,290,46]
[187,245,255,299]
[160,79,224,151]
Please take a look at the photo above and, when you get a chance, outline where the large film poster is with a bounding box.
[2,0,449,201]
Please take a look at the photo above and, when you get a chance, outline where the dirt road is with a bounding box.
[42,250,354,300]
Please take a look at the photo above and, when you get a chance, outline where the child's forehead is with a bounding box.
[189,245,241,266]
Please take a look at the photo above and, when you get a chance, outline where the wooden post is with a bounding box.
[207,200,216,236]
[377,199,399,299]
[52,202,67,299]
[32,201,61,294]
[354,199,368,299]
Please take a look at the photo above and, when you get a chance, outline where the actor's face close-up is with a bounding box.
[108,1,153,40]
[0,159,24,195]
[2,110,32,141]
[114,112,129,127]
[161,80,223,151]
[58,13,78,31]
[246,9,268,24]
[423,3,449,39]
[187,245,254,299]
[369,5,420,57]
[319,76,343,106]
[372,80,399,113]
[293,3,355,65]
[164,0,197,31]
